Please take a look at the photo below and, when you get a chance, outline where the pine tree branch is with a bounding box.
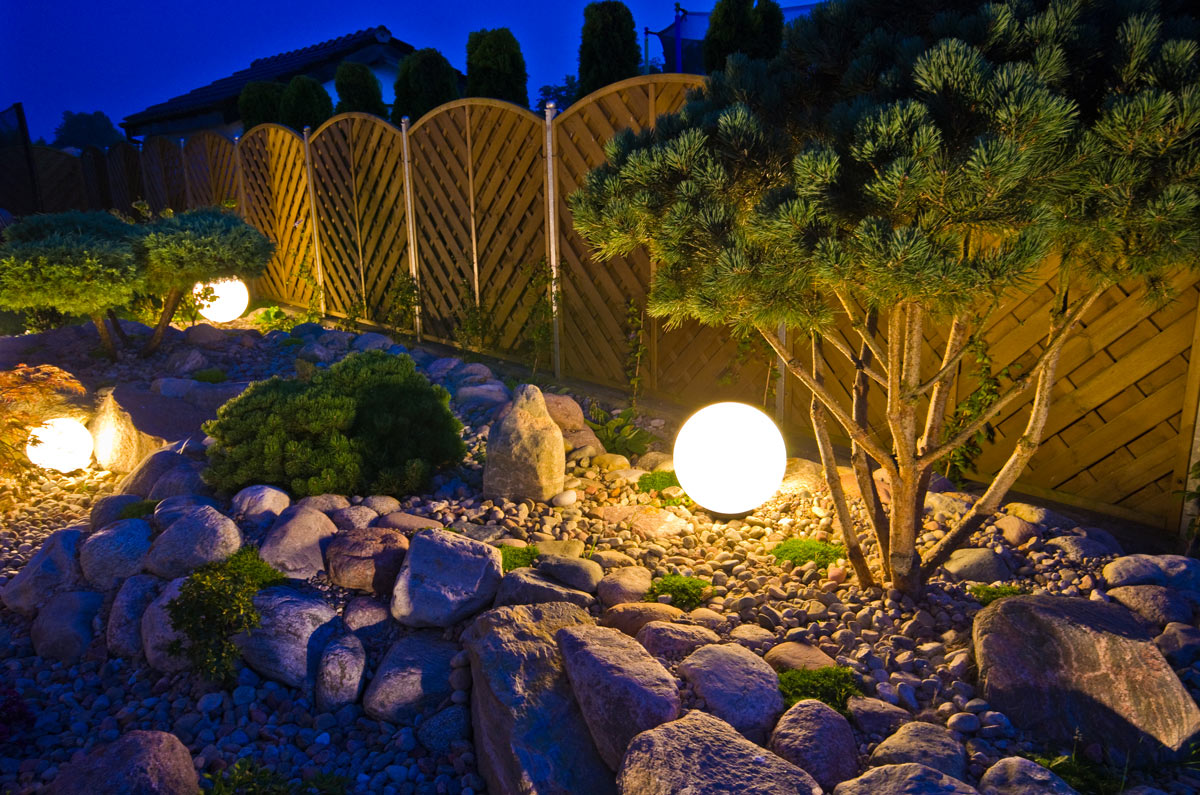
[917,314,969,457]
[834,289,888,374]
[821,331,888,387]
[756,324,896,476]
[905,305,996,399]
[917,287,1103,468]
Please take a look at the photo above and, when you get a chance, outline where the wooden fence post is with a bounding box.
[302,126,328,316]
[544,102,562,379]
[465,106,480,307]
[1173,290,1200,538]
[401,116,422,338]
[775,322,788,422]
[179,138,193,209]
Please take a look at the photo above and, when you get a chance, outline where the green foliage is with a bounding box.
[637,470,680,492]
[51,110,122,149]
[0,233,140,320]
[703,0,784,72]
[238,81,285,131]
[192,367,227,384]
[777,666,862,713]
[333,61,387,117]
[452,279,496,352]
[381,274,421,332]
[501,545,540,572]
[117,499,160,520]
[467,28,529,107]
[279,75,333,131]
[967,583,1028,606]
[644,573,710,611]
[1,210,132,244]
[253,305,299,333]
[166,548,287,684]
[624,299,647,409]
[537,76,578,112]
[941,340,1012,484]
[519,259,555,374]
[578,2,640,96]
[204,350,466,497]
[138,207,272,297]
[585,404,655,457]
[771,538,845,570]
[392,49,461,124]
[1026,753,1126,795]
[204,758,350,795]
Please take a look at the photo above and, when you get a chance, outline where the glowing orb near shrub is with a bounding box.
[673,402,786,514]
[25,418,94,473]
[194,279,249,323]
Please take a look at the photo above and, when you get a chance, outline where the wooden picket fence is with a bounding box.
[4,74,1198,537]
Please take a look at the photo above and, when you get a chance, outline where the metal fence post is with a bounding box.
[544,101,562,379]
[401,116,422,339]
[302,126,328,316]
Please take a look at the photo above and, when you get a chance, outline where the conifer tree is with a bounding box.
[572,0,1200,595]
[578,1,641,97]
[392,49,461,124]
[703,0,785,73]
[333,61,387,117]
[466,28,529,108]
[279,76,333,131]
[238,82,285,132]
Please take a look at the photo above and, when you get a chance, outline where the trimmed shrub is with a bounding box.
[778,666,862,714]
[392,49,461,123]
[204,350,466,497]
[334,61,387,117]
[166,547,287,684]
[501,545,540,572]
[238,81,286,132]
[644,573,710,611]
[279,75,333,131]
[771,538,845,570]
[578,1,640,97]
[1,210,132,244]
[466,28,529,107]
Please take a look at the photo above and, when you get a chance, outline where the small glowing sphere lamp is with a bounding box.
[26,418,94,473]
[194,279,249,323]
[673,402,786,514]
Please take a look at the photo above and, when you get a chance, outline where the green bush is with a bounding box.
[166,547,286,684]
[771,538,845,570]
[1025,753,1126,795]
[967,584,1028,607]
[192,367,227,384]
[585,404,655,457]
[644,574,710,611]
[253,305,299,333]
[204,350,466,497]
[117,499,160,520]
[136,207,273,354]
[334,61,387,117]
[238,81,286,132]
[501,545,540,572]
[1,210,133,244]
[280,75,333,131]
[466,28,529,107]
[392,49,461,123]
[778,666,862,714]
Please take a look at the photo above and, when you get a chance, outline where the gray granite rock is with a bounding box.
[363,631,458,722]
[678,642,785,744]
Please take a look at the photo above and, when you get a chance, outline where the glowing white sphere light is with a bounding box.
[25,418,94,473]
[673,402,787,514]
[194,279,249,323]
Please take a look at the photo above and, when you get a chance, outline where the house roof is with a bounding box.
[122,26,413,133]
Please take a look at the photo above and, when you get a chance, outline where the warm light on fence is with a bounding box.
[26,418,94,473]
[194,279,249,323]
[673,402,786,514]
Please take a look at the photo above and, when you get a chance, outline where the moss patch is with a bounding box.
[644,573,710,611]
[500,545,540,572]
[777,666,862,714]
[770,538,845,570]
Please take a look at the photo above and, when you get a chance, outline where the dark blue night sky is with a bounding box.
[1,0,682,142]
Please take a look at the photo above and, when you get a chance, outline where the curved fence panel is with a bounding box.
[141,136,187,212]
[106,141,143,213]
[184,132,238,208]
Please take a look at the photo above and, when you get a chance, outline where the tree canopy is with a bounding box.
[703,0,784,73]
[279,76,333,131]
[238,81,285,132]
[392,49,461,124]
[578,1,641,96]
[466,28,529,107]
[51,111,122,150]
[334,61,388,117]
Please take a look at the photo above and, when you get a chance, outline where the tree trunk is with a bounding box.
[141,287,184,357]
[91,315,116,359]
[106,309,130,348]
[811,335,875,588]
[886,303,926,596]
[850,309,890,578]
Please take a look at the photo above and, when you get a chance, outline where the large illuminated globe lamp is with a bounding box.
[194,279,250,323]
[673,402,787,514]
[25,418,94,473]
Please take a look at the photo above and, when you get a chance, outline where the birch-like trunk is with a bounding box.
[141,287,185,357]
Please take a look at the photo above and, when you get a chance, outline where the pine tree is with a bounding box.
[572,0,1200,595]
[238,82,286,132]
[333,61,387,117]
[279,75,333,131]
[466,28,529,107]
[703,0,785,73]
[392,49,461,124]
[578,1,641,96]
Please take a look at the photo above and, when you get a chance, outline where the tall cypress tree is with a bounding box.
[392,49,461,124]
[238,82,286,131]
[466,28,529,108]
[279,76,333,131]
[578,1,641,97]
[573,0,1200,595]
[703,0,784,73]
[333,61,387,117]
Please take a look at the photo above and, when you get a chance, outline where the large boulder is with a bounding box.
[846,696,910,738]
[390,529,502,627]
[80,518,153,591]
[107,575,162,658]
[1108,585,1193,627]
[543,392,604,453]
[233,586,338,690]
[146,461,210,501]
[315,632,367,714]
[151,495,219,531]
[117,450,187,498]
[557,624,680,770]
[833,763,979,795]
[231,485,291,528]
[31,590,103,663]
[677,643,784,745]
[362,631,457,722]
[600,602,683,637]
[493,567,596,609]
[764,640,839,672]
[144,506,241,579]
[869,720,966,781]
[90,494,146,531]
[978,756,1079,795]
[462,602,612,795]
[259,506,337,579]
[141,577,191,673]
[597,566,653,607]
[326,526,408,594]
[618,711,821,795]
[1,526,84,616]
[769,699,859,791]
[47,730,197,795]
[636,621,720,659]
[482,384,565,502]
[973,594,1200,765]
[538,554,603,593]
[943,548,1013,583]
[87,387,174,474]
[1103,554,1200,591]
